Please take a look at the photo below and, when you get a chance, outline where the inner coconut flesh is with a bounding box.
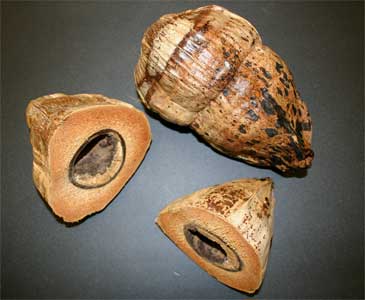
[184,224,242,272]
[69,130,125,189]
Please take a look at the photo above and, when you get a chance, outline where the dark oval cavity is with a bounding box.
[69,129,125,189]
[184,225,242,272]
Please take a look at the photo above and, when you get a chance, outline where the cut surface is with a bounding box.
[69,130,125,189]
[184,224,242,272]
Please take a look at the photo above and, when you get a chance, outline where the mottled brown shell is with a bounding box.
[135,5,314,172]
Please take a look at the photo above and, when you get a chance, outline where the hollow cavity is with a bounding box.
[69,129,125,189]
[184,224,242,272]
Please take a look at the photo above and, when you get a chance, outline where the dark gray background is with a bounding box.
[1,1,364,299]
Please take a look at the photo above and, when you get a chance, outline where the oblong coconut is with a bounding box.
[156,178,275,293]
[135,5,314,172]
[26,93,151,222]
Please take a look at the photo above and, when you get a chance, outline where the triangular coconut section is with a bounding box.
[156,178,275,293]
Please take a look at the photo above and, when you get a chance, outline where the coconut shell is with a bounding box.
[156,178,275,293]
[26,93,151,222]
[135,5,313,172]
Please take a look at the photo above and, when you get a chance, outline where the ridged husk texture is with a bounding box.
[156,178,275,293]
[135,5,314,172]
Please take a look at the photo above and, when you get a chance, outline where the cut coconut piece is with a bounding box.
[156,178,275,293]
[26,93,151,223]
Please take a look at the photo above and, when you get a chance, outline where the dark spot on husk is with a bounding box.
[246,109,259,121]
[289,136,304,160]
[279,77,290,88]
[295,122,303,138]
[293,89,298,98]
[283,155,292,162]
[301,121,311,131]
[244,61,252,68]
[259,88,306,146]
[271,146,281,152]
[250,99,257,107]
[238,124,247,133]
[265,128,278,137]
[260,67,272,79]
[201,22,209,33]
[275,62,283,73]
[271,155,285,167]
[292,105,297,115]
[261,98,275,115]
[244,149,257,156]
[283,72,289,81]
[257,75,269,87]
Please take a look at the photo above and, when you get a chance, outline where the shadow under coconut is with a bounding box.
[141,104,308,179]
